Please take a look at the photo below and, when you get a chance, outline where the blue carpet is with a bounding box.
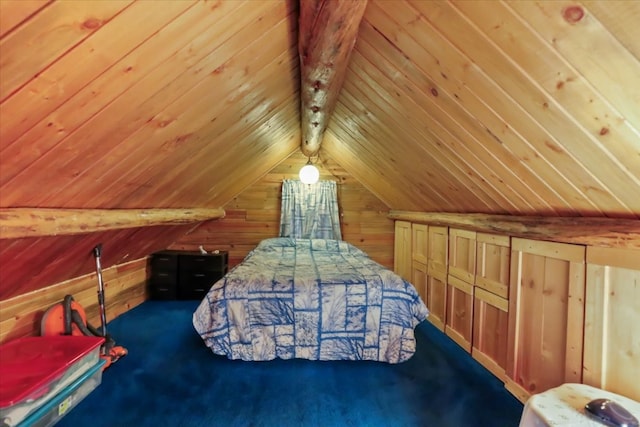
[57,300,523,427]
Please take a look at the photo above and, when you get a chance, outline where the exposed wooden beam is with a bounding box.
[0,208,225,239]
[389,211,640,250]
[298,0,368,157]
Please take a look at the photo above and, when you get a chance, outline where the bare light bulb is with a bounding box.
[299,163,319,184]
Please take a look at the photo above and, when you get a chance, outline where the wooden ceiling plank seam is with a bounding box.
[91,47,299,208]
[183,107,302,207]
[355,29,576,215]
[336,83,465,209]
[338,74,502,213]
[506,0,640,136]
[0,0,262,197]
[377,0,606,213]
[356,23,575,216]
[362,4,595,216]
[403,0,636,216]
[0,0,199,153]
[322,130,422,210]
[0,2,282,207]
[477,1,640,182]
[342,52,524,213]
[582,0,640,62]
[0,0,133,102]
[127,94,299,207]
[348,46,550,214]
[409,0,639,214]
[0,0,52,39]
[298,0,368,156]
[43,6,297,208]
[363,8,597,217]
[331,100,451,208]
[330,101,463,211]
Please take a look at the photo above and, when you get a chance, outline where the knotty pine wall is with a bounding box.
[169,150,394,268]
[0,257,148,343]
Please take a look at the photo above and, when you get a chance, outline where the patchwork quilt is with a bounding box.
[193,238,429,363]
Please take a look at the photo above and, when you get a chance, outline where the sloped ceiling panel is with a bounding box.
[0,0,300,298]
[325,0,640,218]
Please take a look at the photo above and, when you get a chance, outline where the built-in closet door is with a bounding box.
[506,238,586,403]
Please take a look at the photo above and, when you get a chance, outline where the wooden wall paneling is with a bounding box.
[343,41,484,210]
[445,275,474,352]
[410,0,639,215]
[345,45,511,213]
[353,13,552,215]
[472,286,509,381]
[399,0,622,216]
[0,0,196,155]
[0,0,254,205]
[0,0,50,38]
[333,93,460,211]
[394,220,412,281]
[583,246,640,401]
[170,150,394,270]
[505,1,640,161]
[322,131,416,211]
[583,1,640,60]
[80,4,297,208]
[506,238,586,402]
[364,1,583,215]
[426,225,448,331]
[475,233,511,298]
[0,257,148,343]
[0,0,132,101]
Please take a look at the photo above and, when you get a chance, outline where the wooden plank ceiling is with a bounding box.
[1,0,639,299]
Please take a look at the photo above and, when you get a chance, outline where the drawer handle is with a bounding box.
[194,273,206,277]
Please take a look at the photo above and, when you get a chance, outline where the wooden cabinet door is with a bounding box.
[412,260,428,306]
[394,221,412,281]
[475,233,510,299]
[427,226,448,331]
[427,270,447,331]
[473,287,509,381]
[446,275,474,352]
[427,226,448,276]
[449,228,476,283]
[506,238,586,403]
[412,223,428,265]
[583,247,640,401]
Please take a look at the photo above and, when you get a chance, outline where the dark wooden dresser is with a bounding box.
[148,250,229,300]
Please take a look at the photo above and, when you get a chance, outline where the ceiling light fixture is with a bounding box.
[299,157,319,184]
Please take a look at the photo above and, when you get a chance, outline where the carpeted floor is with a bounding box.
[57,300,523,427]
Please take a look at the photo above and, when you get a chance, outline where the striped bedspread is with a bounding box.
[193,238,429,363]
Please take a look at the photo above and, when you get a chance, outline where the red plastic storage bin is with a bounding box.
[0,336,104,427]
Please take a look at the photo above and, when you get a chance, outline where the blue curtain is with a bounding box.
[279,179,342,240]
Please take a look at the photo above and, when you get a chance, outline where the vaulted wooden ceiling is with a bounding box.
[1,0,639,299]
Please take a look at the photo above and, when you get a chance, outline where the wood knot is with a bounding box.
[599,127,609,136]
[82,18,102,30]
[430,87,439,97]
[562,6,584,24]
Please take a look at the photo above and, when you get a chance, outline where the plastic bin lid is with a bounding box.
[0,335,104,408]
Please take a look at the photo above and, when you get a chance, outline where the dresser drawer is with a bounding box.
[178,271,224,300]
[179,253,227,272]
[150,252,179,272]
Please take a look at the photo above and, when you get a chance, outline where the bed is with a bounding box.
[193,238,429,363]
